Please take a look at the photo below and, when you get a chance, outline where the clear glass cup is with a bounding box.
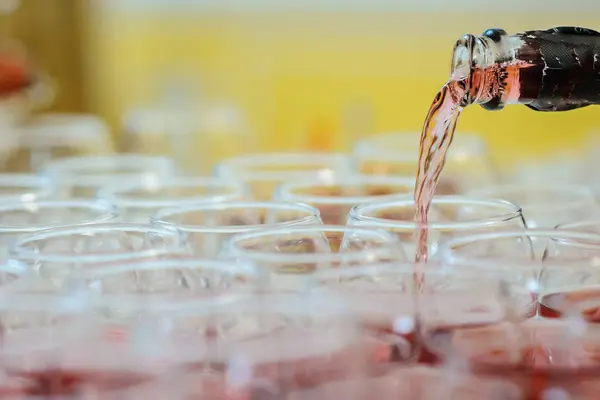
[0,293,180,397]
[347,196,526,260]
[274,175,413,225]
[223,225,405,291]
[41,154,178,198]
[308,263,417,364]
[68,258,262,302]
[112,292,371,399]
[97,177,248,223]
[9,223,189,285]
[151,201,322,257]
[439,229,600,316]
[214,152,355,200]
[0,173,56,201]
[3,113,113,173]
[431,233,600,400]
[467,184,600,228]
[121,103,256,175]
[0,199,118,261]
[353,131,498,194]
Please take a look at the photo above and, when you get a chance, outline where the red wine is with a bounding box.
[540,287,600,321]
[3,368,154,397]
[424,319,600,400]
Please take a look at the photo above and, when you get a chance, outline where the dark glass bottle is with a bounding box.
[450,26,600,112]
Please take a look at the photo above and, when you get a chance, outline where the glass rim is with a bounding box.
[10,223,186,263]
[555,219,600,230]
[97,291,357,317]
[0,173,56,199]
[307,261,414,286]
[215,152,353,180]
[349,195,524,231]
[72,258,260,281]
[151,201,322,234]
[467,184,596,208]
[275,175,414,205]
[0,199,118,232]
[97,177,246,208]
[439,228,600,267]
[42,154,176,176]
[19,113,110,146]
[224,224,404,264]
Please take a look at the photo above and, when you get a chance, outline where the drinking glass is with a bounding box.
[223,225,405,291]
[431,236,600,400]
[3,113,113,173]
[98,177,248,223]
[41,154,177,198]
[347,196,526,259]
[274,175,413,225]
[9,223,189,285]
[113,293,371,399]
[467,184,600,228]
[308,263,417,364]
[353,131,497,194]
[439,229,600,316]
[0,173,56,201]
[0,199,117,261]
[215,153,355,200]
[121,103,256,175]
[68,258,262,302]
[535,230,600,320]
[151,201,322,257]
[0,293,180,397]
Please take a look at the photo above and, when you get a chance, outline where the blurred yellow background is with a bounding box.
[8,0,600,175]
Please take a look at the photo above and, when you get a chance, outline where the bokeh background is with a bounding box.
[5,0,600,177]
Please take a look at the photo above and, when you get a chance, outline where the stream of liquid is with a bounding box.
[414,78,467,264]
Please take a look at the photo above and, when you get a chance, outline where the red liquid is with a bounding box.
[414,64,523,265]
[422,319,600,400]
[0,368,154,397]
[363,322,439,365]
[0,57,31,98]
[540,287,600,321]
[414,79,465,264]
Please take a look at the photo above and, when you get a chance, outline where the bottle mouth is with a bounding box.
[451,34,478,79]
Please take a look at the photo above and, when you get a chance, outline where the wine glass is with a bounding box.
[274,175,413,225]
[467,184,600,228]
[347,196,526,260]
[215,153,354,200]
[308,263,417,364]
[98,177,248,223]
[108,292,371,399]
[0,173,55,201]
[9,223,189,285]
[4,113,113,173]
[0,199,117,261]
[67,258,262,302]
[41,154,177,198]
[151,201,322,257]
[223,225,405,291]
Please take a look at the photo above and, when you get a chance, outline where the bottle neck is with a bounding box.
[450,34,520,110]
